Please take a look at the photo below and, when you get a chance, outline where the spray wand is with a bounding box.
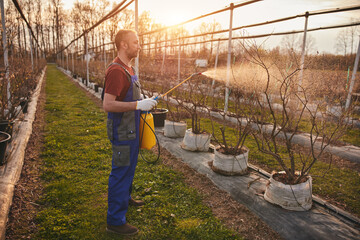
[140,72,202,164]
[154,72,202,100]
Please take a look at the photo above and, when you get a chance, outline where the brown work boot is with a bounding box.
[106,223,139,236]
[129,198,145,206]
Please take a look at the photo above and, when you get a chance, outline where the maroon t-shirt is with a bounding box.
[104,57,135,101]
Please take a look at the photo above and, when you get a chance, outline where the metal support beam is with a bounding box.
[178,37,181,81]
[135,0,139,75]
[85,33,89,86]
[224,3,234,113]
[211,39,220,98]
[28,27,34,71]
[298,11,309,91]
[345,37,360,111]
[0,0,10,108]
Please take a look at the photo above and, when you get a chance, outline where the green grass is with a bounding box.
[189,118,360,217]
[35,65,241,240]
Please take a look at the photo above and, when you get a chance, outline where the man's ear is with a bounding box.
[120,40,128,49]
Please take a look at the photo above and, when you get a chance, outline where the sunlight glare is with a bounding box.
[158,13,187,27]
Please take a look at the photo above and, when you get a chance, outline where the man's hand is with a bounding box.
[136,96,158,111]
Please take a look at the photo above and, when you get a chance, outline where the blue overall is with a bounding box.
[106,69,141,226]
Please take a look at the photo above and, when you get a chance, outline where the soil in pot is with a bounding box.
[264,171,312,211]
[0,131,11,165]
[151,108,168,127]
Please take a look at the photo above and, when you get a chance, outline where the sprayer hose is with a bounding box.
[139,113,161,164]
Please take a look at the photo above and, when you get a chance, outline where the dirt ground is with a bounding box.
[5,77,282,239]
[5,79,46,240]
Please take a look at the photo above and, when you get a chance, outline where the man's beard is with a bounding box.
[127,50,139,60]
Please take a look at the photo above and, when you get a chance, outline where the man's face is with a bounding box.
[123,32,141,60]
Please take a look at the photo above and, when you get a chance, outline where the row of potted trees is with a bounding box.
[60,46,351,212]
[0,58,46,165]
[147,46,350,212]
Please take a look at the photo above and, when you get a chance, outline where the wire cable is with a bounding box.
[11,0,43,53]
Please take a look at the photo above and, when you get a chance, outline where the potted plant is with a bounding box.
[0,58,44,135]
[144,77,169,128]
[209,86,255,176]
[0,131,11,165]
[173,74,211,152]
[243,42,350,211]
[163,95,189,138]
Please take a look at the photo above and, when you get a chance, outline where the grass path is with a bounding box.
[34,65,242,239]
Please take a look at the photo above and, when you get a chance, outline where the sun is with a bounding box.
[157,13,188,27]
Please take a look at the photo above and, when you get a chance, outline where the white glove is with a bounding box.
[136,96,158,111]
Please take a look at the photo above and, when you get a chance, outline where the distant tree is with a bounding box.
[336,29,350,56]
[347,19,359,55]
[281,33,316,55]
[194,20,222,59]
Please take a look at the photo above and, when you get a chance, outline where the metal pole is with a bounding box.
[35,42,38,67]
[28,27,34,71]
[104,42,107,69]
[178,37,181,81]
[72,51,74,74]
[211,38,220,97]
[66,51,69,71]
[298,11,309,91]
[224,3,234,113]
[135,0,139,75]
[85,33,89,86]
[1,0,10,108]
[161,35,167,75]
[345,36,360,111]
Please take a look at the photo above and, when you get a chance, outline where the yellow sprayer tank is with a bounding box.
[139,112,156,150]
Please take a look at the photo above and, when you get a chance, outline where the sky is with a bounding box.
[63,0,360,54]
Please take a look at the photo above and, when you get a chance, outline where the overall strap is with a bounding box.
[102,62,136,101]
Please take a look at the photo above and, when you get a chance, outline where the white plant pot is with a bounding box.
[212,146,249,175]
[181,128,211,152]
[264,171,312,211]
[326,105,342,117]
[164,120,187,138]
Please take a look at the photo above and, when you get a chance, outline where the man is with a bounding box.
[103,29,157,236]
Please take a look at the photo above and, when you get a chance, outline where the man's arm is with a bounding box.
[103,93,136,112]
[103,93,158,112]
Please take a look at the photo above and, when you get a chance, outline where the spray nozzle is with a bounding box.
[191,72,202,77]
